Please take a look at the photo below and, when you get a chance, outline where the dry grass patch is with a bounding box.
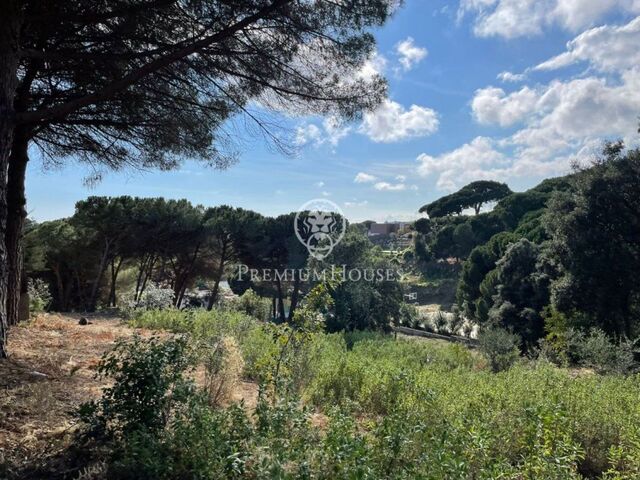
[0,312,261,479]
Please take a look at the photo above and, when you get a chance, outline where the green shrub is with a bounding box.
[121,307,640,478]
[226,289,272,321]
[78,335,195,439]
[398,302,418,327]
[575,329,636,374]
[478,327,521,373]
[27,278,52,314]
[433,310,449,334]
[120,283,174,315]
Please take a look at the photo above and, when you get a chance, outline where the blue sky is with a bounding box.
[26,0,640,223]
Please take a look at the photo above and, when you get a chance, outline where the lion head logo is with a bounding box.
[295,200,346,260]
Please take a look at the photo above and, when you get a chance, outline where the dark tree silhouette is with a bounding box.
[0,0,396,357]
[420,181,512,218]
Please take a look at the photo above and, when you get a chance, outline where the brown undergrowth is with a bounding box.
[0,313,259,479]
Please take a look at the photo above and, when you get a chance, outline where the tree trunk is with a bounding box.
[88,238,111,311]
[108,257,123,307]
[275,279,286,323]
[0,3,21,358]
[206,242,227,310]
[272,295,276,321]
[52,266,65,310]
[173,243,201,308]
[6,127,28,326]
[287,273,301,322]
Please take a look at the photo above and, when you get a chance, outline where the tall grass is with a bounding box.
[128,308,640,478]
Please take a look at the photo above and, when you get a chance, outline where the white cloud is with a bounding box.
[322,117,351,146]
[344,200,369,207]
[458,0,640,38]
[475,73,640,140]
[314,181,325,188]
[322,191,331,197]
[295,124,322,146]
[471,86,539,127]
[358,51,388,80]
[534,16,640,73]
[422,68,640,191]
[395,37,428,71]
[360,100,439,143]
[396,174,407,182]
[295,117,351,148]
[374,181,407,191]
[417,137,509,190]
[354,172,377,183]
[508,72,640,155]
[498,71,526,82]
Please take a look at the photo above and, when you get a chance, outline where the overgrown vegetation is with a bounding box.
[410,144,640,371]
[70,307,640,479]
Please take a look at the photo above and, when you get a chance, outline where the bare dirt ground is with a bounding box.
[0,313,259,479]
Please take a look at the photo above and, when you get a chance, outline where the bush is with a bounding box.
[574,329,637,374]
[433,310,449,334]
[27,278,52,314]
[398,303,418,327]
[226,289,271,321]
[120,283,174,315]
[450,306,464,336]
[91,321,640,478]
[78,335,195,439]
[541,310,638,374]
[478,328,521,373]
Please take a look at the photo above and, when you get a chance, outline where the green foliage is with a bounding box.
[572,329,637,375]
[120,283,175,315]
[27,278,52,313]
[312,230,404,332]
[398,302,419,327]
[118,313,640,478]
[420,180,512,217]
[546,144,640,338]
[78,335,195,439]
[478,328,521,373]
[413,217,432,235]
[226,289,272,321]
[457,231,521,319]
[486,239,550,347]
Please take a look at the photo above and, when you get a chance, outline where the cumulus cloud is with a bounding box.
[354,172,378,183]
[422,68,640,191]
[498,71,526,83]
[344,200,369,207]
[295,124,322,146]
[417,137,509,190]
[374,181,407,191]
[295,117,351,148]
[534,16,640,73]
[395,37,428,71]
[474,73,640,140]
[458,0,640,38]
[472,86,539,127]
[358,51,388,80]
[360,100,439,143]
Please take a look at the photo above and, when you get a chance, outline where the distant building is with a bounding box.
[368,222,411,236]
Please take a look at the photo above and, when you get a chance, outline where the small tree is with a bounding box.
[478,328,521,373]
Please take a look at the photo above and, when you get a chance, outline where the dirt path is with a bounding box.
[0,313,259,478]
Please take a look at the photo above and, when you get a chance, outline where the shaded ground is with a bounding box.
[0,313,259,479]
